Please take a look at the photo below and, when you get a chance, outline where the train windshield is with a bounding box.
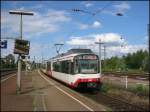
[79,60,98,74]
[74,55,99,74]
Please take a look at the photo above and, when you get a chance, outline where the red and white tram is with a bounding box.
[42,49,102,89]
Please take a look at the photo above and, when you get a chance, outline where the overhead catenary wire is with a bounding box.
[51,2,115,58]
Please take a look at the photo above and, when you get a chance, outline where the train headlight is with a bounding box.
[88,79,92,82]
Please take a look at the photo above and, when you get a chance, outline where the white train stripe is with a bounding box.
[38,70,94,111]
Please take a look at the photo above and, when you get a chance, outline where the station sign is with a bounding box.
[14,39,30,55]
[0,40,7,49]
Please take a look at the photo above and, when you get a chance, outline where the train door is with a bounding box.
[68,60,74,85]
[47,61,52,76]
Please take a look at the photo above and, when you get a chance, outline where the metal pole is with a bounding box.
[25,56,27,75]
[104,45,106,70]
[21,14,22,39]
[95,40,104,75]
[125,76,128,89]
[34,56,36,69]
[148,24,149,52]
[99,39,101,74]
[17,14,23,94]
[17,56,21,93]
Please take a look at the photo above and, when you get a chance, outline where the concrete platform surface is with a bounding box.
[1,70,107,111]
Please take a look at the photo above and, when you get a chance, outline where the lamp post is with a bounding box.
[148,24,149,53]
[9,10,34,94]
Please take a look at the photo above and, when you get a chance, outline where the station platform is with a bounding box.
[1,70,107,111]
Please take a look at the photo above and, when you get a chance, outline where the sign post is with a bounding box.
[0,40,7,49]
[9,10,33,94]
[14,39,30,93]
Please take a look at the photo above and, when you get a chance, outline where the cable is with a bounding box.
[93,1,114,16]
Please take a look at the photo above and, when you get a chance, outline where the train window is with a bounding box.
[74,59,79,74]
[61,61,69,74]
[79,60,98,74]
[46,62,51,70]
[74,59,99,74]
[70,62,74,74]
[53,62,61,72]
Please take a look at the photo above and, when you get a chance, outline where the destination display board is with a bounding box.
[14,39,30,55]
[77,55,97,60]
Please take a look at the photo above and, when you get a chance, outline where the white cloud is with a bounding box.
[66,37,93,45]
[77,21,101,30]
[114,2,130,10]
[66,33,125,46]
[66,33,147,58]
[46,9,71,22]
[120,44,147,54]
[81,1,94,8]
[1,9,71,37]
[113,2,130,14]
[101,2,130,16]
[77,23,89,30]
[1,9,71,60]
[85,3,93,8]
[92,21,101,28]
[94,33,125,46]
[27,42,56,61]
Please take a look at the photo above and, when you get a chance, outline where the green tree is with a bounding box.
[124,50,149,71]
[0,54,17,69]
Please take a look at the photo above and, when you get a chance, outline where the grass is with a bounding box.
[101,81,149,97]
[128,84,149,96]
[107,89,149,109]
[102,68,147,75]
[108,88,149,109]
[100,82,112,93]
[100,82,149,110]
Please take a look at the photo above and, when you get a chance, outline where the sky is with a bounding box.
[1,1,149,62]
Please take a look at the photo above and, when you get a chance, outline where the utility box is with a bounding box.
[14,39,30,55]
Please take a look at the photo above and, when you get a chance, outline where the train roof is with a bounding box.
[50,49,96,62]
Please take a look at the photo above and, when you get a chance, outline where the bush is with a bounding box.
[100,83,112,93]
[128,84,149,96]
[136,84,144,92]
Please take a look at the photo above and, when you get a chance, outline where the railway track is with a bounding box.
[41,70,149,111]
[78,89,148,111]
[0,69,17,77]
[103,72,149,80]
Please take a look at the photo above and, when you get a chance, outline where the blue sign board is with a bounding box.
[0,40,7,49]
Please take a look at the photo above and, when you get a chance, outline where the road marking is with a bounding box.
[38,70,94,111]
[42,95,47,111]
[1,74,16,83]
